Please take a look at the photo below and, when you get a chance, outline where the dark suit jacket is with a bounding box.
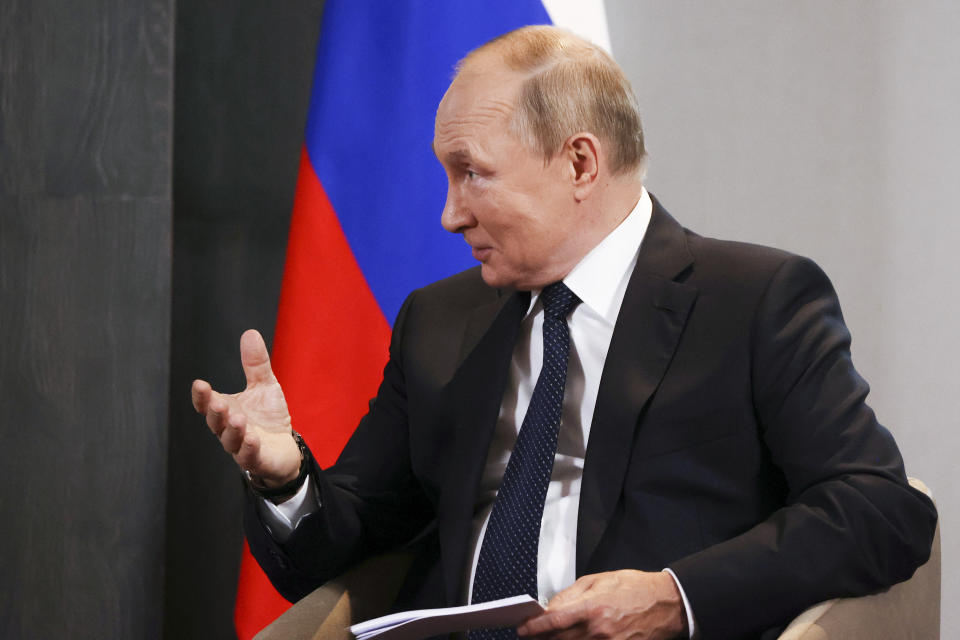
[245,197,937,639]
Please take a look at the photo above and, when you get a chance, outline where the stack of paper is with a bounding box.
[350,594,544,640]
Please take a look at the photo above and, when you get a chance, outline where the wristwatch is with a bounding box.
[244,430,310,500]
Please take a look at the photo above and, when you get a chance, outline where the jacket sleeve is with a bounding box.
[243,292,435,602]
[668,255,938,639]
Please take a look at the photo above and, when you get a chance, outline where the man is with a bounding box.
[192,26,937,639]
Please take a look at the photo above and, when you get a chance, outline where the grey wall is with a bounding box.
[0,0,174,638]
[607,0,958,631]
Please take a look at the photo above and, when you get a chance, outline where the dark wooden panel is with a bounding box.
[0,196,172,638]
[164,1,323,638]
[0,0,174,637]
[0,0,173,198]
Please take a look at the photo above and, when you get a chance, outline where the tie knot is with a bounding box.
[540,282,580,320]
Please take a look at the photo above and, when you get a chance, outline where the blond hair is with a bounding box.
[459,25,645,175]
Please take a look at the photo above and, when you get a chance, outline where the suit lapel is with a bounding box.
[577,198,699,575]
[437,289,529,604]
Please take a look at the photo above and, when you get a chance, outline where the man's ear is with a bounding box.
[565,133,601,201]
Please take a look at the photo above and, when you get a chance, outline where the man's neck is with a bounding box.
[566,177,646,274]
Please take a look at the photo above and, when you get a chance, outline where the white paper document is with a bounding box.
[350,594,545,640]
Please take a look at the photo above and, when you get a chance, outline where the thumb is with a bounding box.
[240,329,276,386]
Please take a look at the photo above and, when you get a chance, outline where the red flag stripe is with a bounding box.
[273,147,392,468]
[233,148,392,638]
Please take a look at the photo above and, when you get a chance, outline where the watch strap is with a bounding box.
[245,430,311,500]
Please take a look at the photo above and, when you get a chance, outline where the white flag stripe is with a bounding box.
[541,0,612,54]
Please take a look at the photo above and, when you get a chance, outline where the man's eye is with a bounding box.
[466,170,477,180]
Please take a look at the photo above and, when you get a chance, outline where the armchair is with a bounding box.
[254,478,940,640]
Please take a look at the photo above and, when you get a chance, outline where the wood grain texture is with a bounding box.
[0,197,172,639]
[0,0,173,198]
[0,0,173,638]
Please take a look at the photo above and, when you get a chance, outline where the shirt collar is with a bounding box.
[527,187,653,326]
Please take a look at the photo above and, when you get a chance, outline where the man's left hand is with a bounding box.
[516,570,687,640]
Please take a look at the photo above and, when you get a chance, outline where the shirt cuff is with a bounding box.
[254,475,318,543]
[663,568,697,639]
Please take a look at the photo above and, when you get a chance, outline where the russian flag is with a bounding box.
[234,2,611,637]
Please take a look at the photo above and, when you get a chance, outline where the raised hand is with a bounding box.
[191,329,302,487]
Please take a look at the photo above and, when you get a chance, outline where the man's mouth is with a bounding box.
[471,246,492,261]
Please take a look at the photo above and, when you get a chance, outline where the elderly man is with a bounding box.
[192,26,936,640]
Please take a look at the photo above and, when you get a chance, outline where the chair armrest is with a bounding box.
[778,477,940,639]
[256,479,939,640]
[254,552,414,640]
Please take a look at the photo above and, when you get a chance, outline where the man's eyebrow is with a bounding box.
[431,142,473,164]
[447,149,472,163]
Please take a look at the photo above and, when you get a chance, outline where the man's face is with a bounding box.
[433,59,582,290]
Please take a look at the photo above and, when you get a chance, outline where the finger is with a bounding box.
[192,379,212,413]
[240,329,276,387]
[220,412,247,454]
[547,575,596,609]
[236,430,261,472]
[519,601,589,637]
[205,395,229,437]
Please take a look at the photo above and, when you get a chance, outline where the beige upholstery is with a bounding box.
[254,552,413,640]
[254,553,413,640]
[254,478,939,640]
[777,478,940,640]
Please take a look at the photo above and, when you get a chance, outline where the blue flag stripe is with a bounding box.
[305,1,552,324]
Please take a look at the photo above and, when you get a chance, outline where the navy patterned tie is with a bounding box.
[469,282,580,639]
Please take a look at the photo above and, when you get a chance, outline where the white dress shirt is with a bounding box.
[464,189,652,603]
[258,187,695,635]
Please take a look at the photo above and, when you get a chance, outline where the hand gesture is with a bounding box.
[191,329,301,487]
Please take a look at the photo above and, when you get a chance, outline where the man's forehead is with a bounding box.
[433,95,514,162]
[436,92,514,127]
[435,66,521,143]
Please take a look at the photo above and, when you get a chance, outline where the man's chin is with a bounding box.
[479,265,504,288]
[479,264,516,290]
[479,265,540,291]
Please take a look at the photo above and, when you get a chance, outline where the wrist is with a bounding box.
[656,571,688,638]
[245,430,310,502]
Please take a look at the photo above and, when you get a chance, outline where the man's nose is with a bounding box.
[440,186,474,233]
